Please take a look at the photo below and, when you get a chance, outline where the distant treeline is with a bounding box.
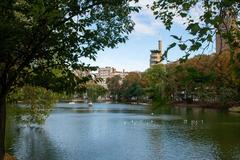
[105,52,240,107]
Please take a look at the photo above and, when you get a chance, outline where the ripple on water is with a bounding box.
[6,103,240,160]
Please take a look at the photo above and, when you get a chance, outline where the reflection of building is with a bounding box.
[216,11,238,54]
[96,67,128,88]
[150,40,163,67]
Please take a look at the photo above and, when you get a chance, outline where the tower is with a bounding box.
[150,40,163,67]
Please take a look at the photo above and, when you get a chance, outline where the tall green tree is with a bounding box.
[86,82,107,102]
[121,72,144,102]
[106,75,122,101]
[0,0,139,158]
[144,64,166,103]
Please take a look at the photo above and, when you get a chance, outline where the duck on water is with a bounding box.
[88,101,93,107]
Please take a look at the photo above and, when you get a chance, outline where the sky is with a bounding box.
[82,1,216,72]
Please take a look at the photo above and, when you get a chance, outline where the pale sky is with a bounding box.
[82,1,215,72]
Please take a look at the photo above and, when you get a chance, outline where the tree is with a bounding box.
[106,75,122,101]
[148,0,240,106]
[86,82,107,102]
[165,62,180,102]
[0,0,139,158]
[164,53,240,105]
[121,72,144,102]
[9,86,59,126]
[144,64,167,103]
[150,0,240,59]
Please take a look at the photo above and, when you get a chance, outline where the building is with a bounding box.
[97,67,116,80]
[113,69,128,79]
[216,11,238,54]
[96,67,128,88]
[150,40,163,67]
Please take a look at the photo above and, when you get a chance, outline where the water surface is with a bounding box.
[6,103,240,160]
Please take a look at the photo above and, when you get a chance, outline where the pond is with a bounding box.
[6,103,240,160]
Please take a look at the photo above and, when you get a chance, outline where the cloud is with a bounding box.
[132,0,203,29]
[130,0,164,37]
[132,16,162,36]
[172,2,203,27]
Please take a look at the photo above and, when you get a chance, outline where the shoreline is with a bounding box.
[172,102,225,109]
[172,102,240,113]
[55,100,240,113]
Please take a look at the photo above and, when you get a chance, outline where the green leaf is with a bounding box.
[180,12,187,17]
[190,42,202,51]
[171,35,181,40]
[165,42,176,52]
[186,23,201,35]
[178,44,187,50]
[182,3,191,10]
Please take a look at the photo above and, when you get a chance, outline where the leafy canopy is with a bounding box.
[150,0,240,60]
[86,82,107,102]
[0,0,139,94]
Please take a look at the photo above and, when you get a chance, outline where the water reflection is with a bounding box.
[6,103,240,160]
[10,127,60,160]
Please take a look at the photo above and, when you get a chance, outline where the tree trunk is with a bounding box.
[0,94,6,160]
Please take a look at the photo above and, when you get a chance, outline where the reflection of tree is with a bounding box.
[146,107,240,159]
[5,108,17,154]
[11,127,60,160]
[180,108,240,159]
[204,121,240,159]
[146,127,163,159]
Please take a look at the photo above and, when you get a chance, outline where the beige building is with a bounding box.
[97,67,115,79]
[96,67,128,88]
[150,40,163,67]
[113,69,128,79]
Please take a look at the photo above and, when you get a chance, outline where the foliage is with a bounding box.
[0,0,139,95]
[143,64,167,103]
[101,54,240,107]
[148,0,240,106]
[105,72,147,103]
[101,53,240,107]
[86,82,107,102]
[0,1,139,156]
[165,53,240,106]
[218,87,238,106]
[8,86,58,125]
[121,72,144,102]
[150,0,240,59]
[106,75,122,101]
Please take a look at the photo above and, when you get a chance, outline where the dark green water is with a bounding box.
[6,103,240,160]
